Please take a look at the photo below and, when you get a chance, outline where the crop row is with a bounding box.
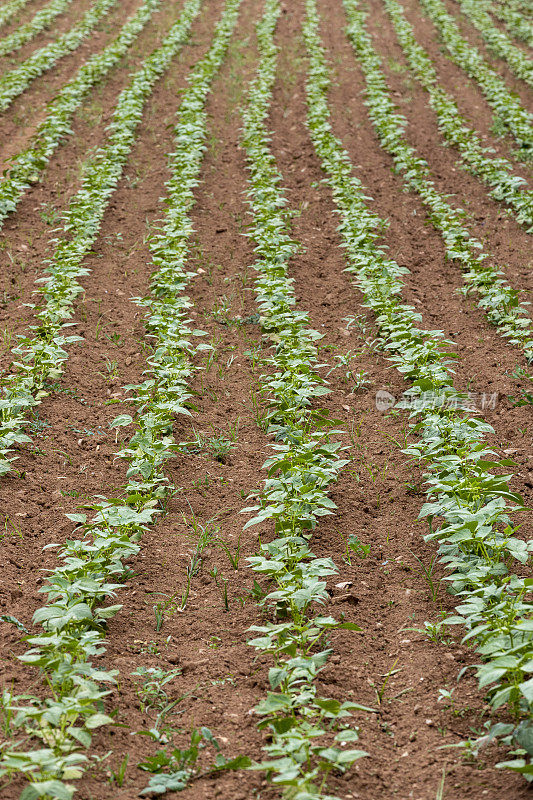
[343,0,533,365]
[0,0,74,59]
[0,0,201,480]
[419,0,533,158]
[490,0,533,47]
[0,0,31,31]
[241,1,369,796]
[0,0,160,230]
[456,0,533,87]
[304,0,532,779]
[0,1,241,796]
[0,0,118,112]
[384,0,532,230]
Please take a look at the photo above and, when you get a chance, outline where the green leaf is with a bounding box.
[85,713,114,730]
[269,667,285,689]
[109,414,133,428]
[21,781,75,800]
[64,513,87,524]
[139,772,189,796]
[519,677,533,703]
[95,604,123,620]
[0,614,28,632]
[335,729,359,742]
[212,754,252,771]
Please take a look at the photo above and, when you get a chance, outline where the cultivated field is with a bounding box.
[0,0,531,798]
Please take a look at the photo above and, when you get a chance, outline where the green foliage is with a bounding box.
[0,0,118,112]
[304,0,532,782]
[0,0,160,229]
[456,0,533,88]
[489,0,533,48]
[0,0,248,795]
[138,726,250,796]
[341,534,370,564]
[0,0,74,59]
[343,0,533,362]
[0,0,199,479]
[0,0,32,29]
[131,667,182,713]
[419,0,533,157]
[240,3,367,796]
[384,0,532,230]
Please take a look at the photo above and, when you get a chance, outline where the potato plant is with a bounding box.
[0,0,32,30]
[241,2,369,795]
[489,0,533,47]
[0,0,531,793]
[0,0,241,795]
[455,0,533,87]
[0,0,201,479]
[343,0,533,362]
[0,0,74,58]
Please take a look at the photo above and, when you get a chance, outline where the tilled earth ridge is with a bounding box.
[0,0,531,798]
[0,0,227,635]
[63,1,274,796]
[0,0,83,50]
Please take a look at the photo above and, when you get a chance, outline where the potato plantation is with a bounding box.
[0,0,531,797]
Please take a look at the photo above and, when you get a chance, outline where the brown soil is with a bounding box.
[0,0,531,799]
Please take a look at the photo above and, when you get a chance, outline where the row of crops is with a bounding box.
[0,0,531,796]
